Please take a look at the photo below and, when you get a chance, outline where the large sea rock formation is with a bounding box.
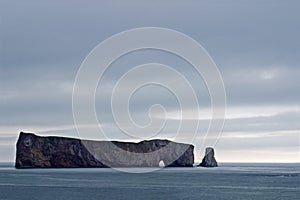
[198,147,218,167]
[15,132,194,168]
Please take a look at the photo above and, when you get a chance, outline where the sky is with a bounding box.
[0,0,299,163]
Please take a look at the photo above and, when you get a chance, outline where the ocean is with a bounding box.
[0,163,299,200]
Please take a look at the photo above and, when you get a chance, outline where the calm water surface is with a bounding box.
[0,163,299,200]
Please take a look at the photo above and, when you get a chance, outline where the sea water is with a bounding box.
[0,163,299,200]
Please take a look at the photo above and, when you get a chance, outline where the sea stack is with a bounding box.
[198,147,218,167]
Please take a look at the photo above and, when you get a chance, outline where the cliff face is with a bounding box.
[198,147,218,167]
[15,132,194,168]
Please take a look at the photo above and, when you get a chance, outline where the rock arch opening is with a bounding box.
[158,160,165,168]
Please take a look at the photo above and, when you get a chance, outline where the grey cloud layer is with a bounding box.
[0,0,299,161]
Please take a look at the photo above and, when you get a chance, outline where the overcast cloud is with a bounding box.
[0,0,299,162]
